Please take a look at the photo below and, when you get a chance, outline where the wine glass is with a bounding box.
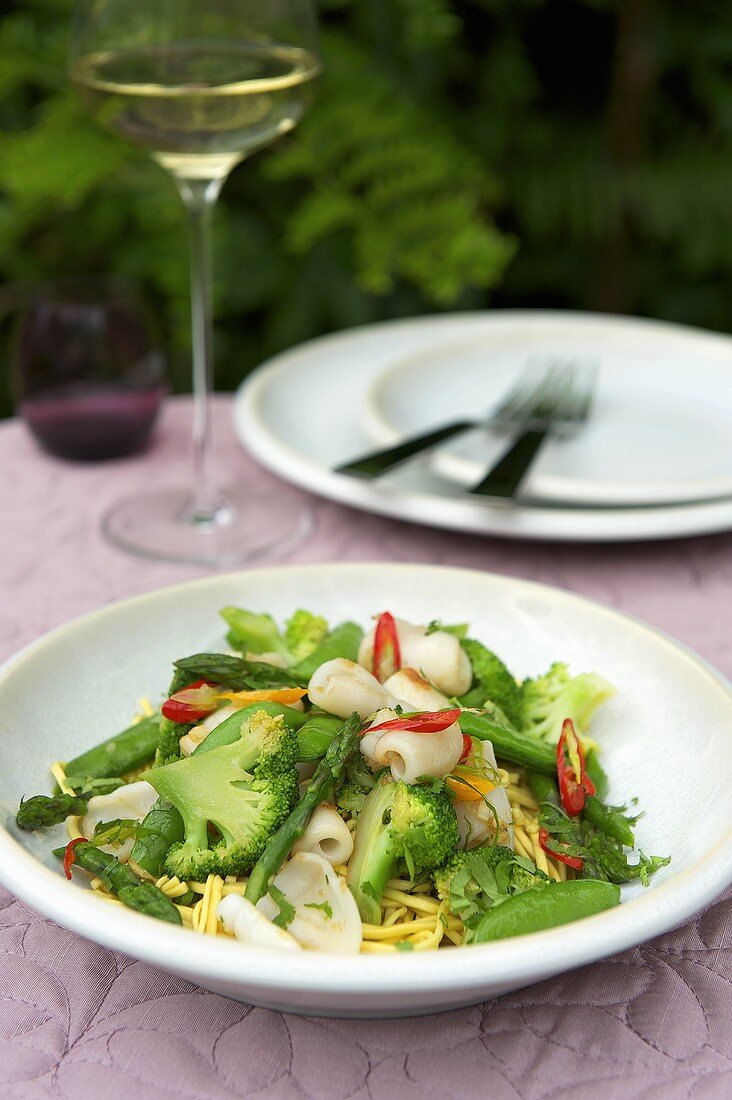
[69,0,320,565]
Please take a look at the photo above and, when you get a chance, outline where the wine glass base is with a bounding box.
[102,485,313,567]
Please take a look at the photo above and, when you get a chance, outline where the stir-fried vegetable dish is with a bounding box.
[16,607,669,953]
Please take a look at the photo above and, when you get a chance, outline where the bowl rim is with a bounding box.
[1,561,731,998]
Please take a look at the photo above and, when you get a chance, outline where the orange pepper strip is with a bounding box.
[445,773,496,802]
[219,687,307,708]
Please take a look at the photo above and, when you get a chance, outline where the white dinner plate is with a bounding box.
[1,564,731,1017]
[365,319,732,506]
[234,311,732,542]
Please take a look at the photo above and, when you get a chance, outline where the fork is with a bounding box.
[335,360,595,487]
[468,361,596,499]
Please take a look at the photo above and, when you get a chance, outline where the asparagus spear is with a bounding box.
[19,718,158,831]
[57,841,181,924]
[17,793,87,831]
[173,625,362,692]
[173,653,304,689]
[459,711,556,773]
[65,713,161,781]
[245,712,361,904]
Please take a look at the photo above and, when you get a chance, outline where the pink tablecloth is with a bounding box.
[2,395,732,1099]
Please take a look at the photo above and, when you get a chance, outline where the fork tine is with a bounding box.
[512,359,596,426]
[495,362,567,421]
[492,363,546,419]
[516,363,575,423]
[469,358,597,499]
[532,364,576,421]
[560,361,597,423]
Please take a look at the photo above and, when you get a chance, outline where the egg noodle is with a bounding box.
[63,742,567,953]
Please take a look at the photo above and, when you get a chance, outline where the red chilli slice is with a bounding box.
[538,828,584,872]
[161,679,221,724]
[556,717,596,816]
[372,612,401,683]
[63,837,87,880]
[366,708,462,736]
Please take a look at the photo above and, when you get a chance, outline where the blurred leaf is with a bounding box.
[1,0,732,417]
[0,95,128,208]
[269,29,514,303]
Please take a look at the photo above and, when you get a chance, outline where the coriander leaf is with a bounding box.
[426,620,468,638]
[63,776,125,797]
[268,885,296,929]
[90,818,139,848]
[434,845,548,939]
[304,901,333,919]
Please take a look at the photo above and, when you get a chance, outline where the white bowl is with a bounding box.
[1,564,731,1018]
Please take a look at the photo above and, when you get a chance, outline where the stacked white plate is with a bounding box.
[235,310,732,542]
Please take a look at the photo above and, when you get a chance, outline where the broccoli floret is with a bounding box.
[433,844,549,938]
[156,667,202,766]
[458,639,523,725]
[336,757,379,820]
[284,610,329,663]
[347,776,459,923]
[221,607,291,661]
[145,711,299,880]
[520,662,615,745]
[221,606,329,665]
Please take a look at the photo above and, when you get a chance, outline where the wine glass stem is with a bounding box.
[178,176,226,527]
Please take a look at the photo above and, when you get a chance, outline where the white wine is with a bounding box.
[72,42,320,180]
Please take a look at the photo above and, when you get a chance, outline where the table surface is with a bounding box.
[2,395,732,1100]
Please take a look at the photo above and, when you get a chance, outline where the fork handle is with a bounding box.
[468,428,548,499]
[335,419,475,479]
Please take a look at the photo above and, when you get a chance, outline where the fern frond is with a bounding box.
[269,29,514,303]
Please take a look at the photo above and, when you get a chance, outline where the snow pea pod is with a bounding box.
[472,880,620,943]
[296,713,345,761]
[64,713,161,782]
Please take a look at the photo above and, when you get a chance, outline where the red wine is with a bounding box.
[20,382,166,461]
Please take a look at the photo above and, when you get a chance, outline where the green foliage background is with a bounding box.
[2,0,731,413]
